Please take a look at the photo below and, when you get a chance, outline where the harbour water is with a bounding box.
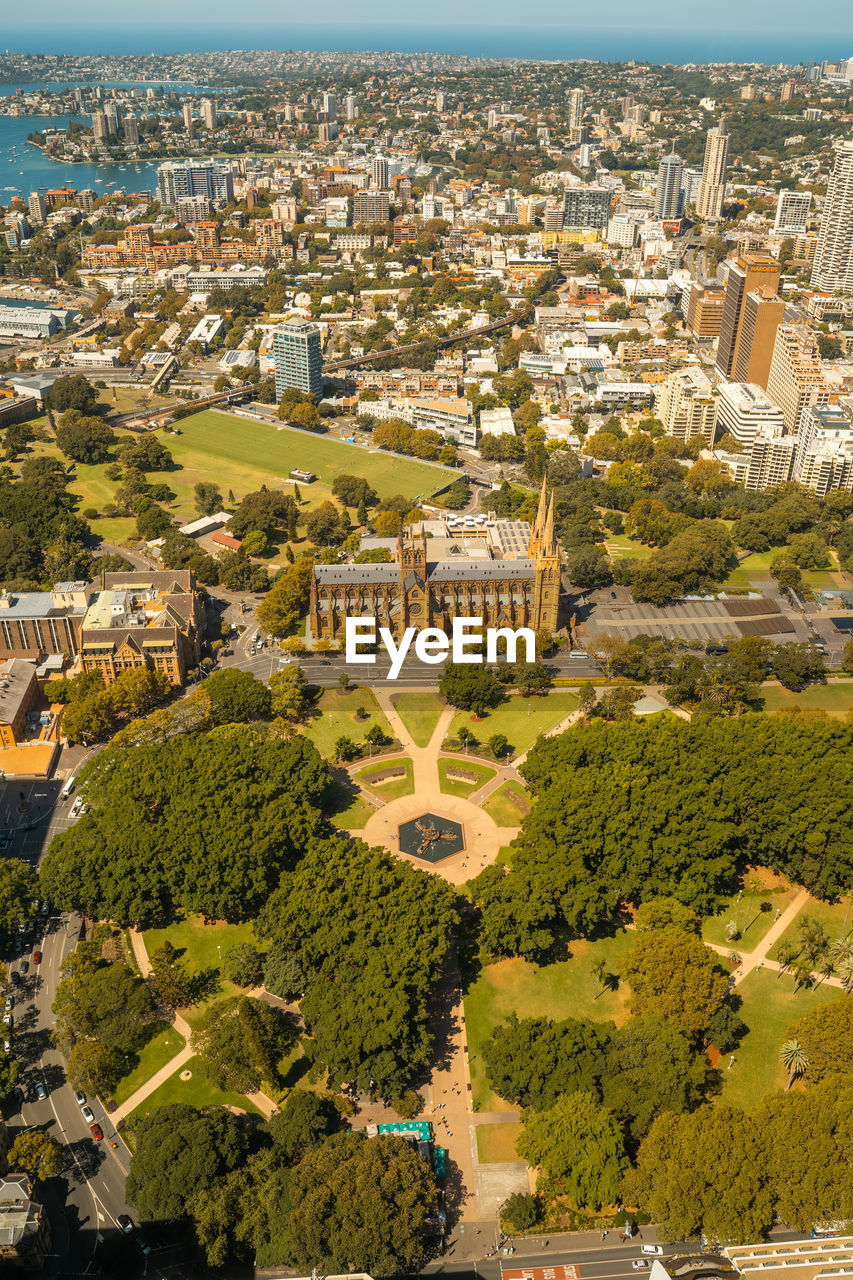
[0,82,202,202]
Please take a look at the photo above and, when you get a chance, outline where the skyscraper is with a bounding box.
[811,141,853,294]
[182,102,193,130]
[273,317,323,399]
[774,190,812,235]
[696,119,730,220]
[766,325,830,434]
[435,90,446,113]
[371,156,389,189]
[201,98,216,130]
[123,114,139,147]
[568,88,584,129]
[716,253,781,381]
[346,93,358,120]
[654,151,685,220]
[732,291,785,389]
[92,111,109,145]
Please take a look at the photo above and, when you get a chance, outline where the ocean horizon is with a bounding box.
[2,23,851,65]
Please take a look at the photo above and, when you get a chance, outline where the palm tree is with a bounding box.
[780,1038,810,1089]
[776,941,797,977]
[830,933,853,967]
[816,957,835,988]
[791,960,814,993]
[836,956,853,993]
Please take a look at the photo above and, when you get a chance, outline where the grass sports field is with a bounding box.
[168,412,455,506]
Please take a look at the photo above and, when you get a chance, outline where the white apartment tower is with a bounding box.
[696,119,730,220]
[201,98,216,130]
[568,88,584,129]
[811,141,853,294]
[774,189,811,235]
[370,156,389,189]
[765,325,829,434]
[654,151,685,220]
[716,382,785,446]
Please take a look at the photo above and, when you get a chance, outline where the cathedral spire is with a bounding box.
[544,493,556,555]
[534,475,548,536]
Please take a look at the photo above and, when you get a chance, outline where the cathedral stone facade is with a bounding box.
[309,480,562,642]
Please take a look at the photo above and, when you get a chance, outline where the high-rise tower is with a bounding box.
[696,119,730,220]
[811,141,853,294]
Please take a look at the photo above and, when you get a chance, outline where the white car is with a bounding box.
[632,1263,651,1271]
[74,1091,87,1107]
[81,1105,95,1124]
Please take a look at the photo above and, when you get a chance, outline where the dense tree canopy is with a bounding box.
[517,1092,628,1208]
[288,1132,437,1274]
[625,1105,774,1243]
[40,725,329,925]
[127,1104,247,1222]
[626,927,728,1034]
[191,996,294,1093]
[256,836,459,1097]
[472,718,853,957]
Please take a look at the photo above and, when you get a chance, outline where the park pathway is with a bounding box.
[703,886,850,993]
[110,929,277,1124]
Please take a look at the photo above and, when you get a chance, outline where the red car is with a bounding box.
[90,1123,104,1141]
[32,950,41,965]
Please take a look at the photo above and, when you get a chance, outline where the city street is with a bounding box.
[3,910,133,1274]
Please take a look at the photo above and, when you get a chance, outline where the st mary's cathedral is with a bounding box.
[309,478,562,643]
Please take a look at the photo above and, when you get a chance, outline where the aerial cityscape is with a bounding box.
[1,14,853,1280]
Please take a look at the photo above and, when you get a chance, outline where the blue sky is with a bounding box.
[5,0,853,32]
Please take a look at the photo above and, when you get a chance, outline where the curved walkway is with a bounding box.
[110,928,277,1124]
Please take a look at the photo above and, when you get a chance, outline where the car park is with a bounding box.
[34,1080,46,1101]
[90,1123,104,1141]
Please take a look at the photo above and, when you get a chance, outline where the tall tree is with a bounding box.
[517,1092,628,1209]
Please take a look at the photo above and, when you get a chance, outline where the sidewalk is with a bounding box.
[118,927,277,1121]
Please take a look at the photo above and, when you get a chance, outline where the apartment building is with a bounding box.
[716,253,781,380]
[273,317,323,399]
[765,324,829,434]
[716,382,785,446]
[686,284,726,338]
[657,366,718,445]
[793,404,853,495]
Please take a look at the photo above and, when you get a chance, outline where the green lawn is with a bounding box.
[438,757,496,798]
[604,535,656,562]
[141,914,259,1027]
[717,969,841,1109]
[701,878,799,950]
[168,411,454,505]
[755,682,853,719]
[476,1122,523,1163]
[354,756,414,800]
[766,895,853,963]
[448,692,578,760]
[465,937,634,1110]
[112,1023,186,1105]
[482,781,530,828]
[325,779,376,830]
[300,687,396,761]
[391,693,445,747]
[723,545,842,589]
[127,1053,263,1120]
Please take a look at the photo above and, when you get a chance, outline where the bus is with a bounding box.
[60,776,75,799]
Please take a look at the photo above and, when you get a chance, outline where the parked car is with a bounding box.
[19,960,28,974]
[74,1091,87,1107]
[32,950,41,965]
[11,1086,25,1108]
[117,1215,135,1236]
[34,1080,46,1101]
[10,972,20,987]
[4,996,13,1012]
[2,1015,12,1030]
[642,1247,664,1257]
[90,1123,104,1141]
